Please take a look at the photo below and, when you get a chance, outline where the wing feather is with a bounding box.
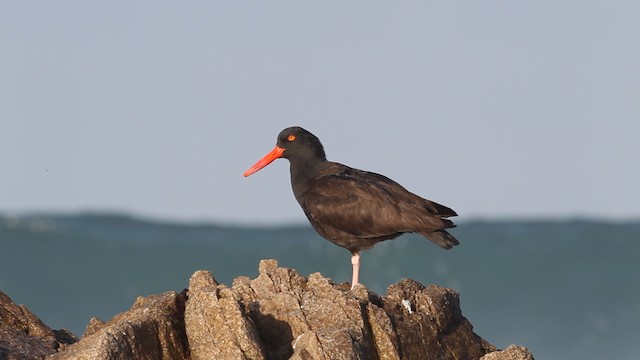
[300,167,453,240]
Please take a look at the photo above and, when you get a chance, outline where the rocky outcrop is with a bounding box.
[480,345,534,360]
[0,291,77,360]
[186,259,498,360]
[46,292,188,360]
[3,260,534,360]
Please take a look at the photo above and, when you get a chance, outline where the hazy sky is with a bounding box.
[2,2,638,224]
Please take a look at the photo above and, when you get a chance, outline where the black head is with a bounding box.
[243,126,326,177]
[275,127,326,161]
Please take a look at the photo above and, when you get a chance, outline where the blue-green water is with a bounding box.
[1,213,638,359]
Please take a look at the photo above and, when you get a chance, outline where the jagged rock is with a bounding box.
[81,317,106,338]
[186,259,508,360]
[4,259,533,360]
[480,345,535,360]
[185,270,266,360]
[46,291,188,360]
[382,279,497,359]
[0,291,77,360]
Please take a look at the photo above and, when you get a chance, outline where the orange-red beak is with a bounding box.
[243,146,285,177]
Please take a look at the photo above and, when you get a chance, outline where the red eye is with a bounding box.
[287,135,296,141]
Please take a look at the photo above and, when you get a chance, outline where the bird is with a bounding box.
[243,126,459,289]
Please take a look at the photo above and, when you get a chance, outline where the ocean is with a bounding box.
[1,213,638,359]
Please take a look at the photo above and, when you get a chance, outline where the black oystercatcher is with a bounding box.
[244,127,458,289]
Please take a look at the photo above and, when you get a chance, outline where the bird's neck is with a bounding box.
[289,157,326,199]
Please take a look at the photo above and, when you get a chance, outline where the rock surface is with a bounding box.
[46,291,188,360]
[189,259,498,360]
[0,291,77,360]
[480,345,535,360]
[2,260,534,360]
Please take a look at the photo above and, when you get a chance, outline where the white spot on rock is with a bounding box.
[401,299,413,314]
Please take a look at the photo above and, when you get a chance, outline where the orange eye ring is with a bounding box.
[287,134,296,141]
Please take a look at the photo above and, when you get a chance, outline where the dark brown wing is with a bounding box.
[349,168,458,218]
[299,167,455,251]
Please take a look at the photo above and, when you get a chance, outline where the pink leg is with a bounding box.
[351,252,360,290]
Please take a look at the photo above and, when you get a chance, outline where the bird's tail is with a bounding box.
[419,229,460,249]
